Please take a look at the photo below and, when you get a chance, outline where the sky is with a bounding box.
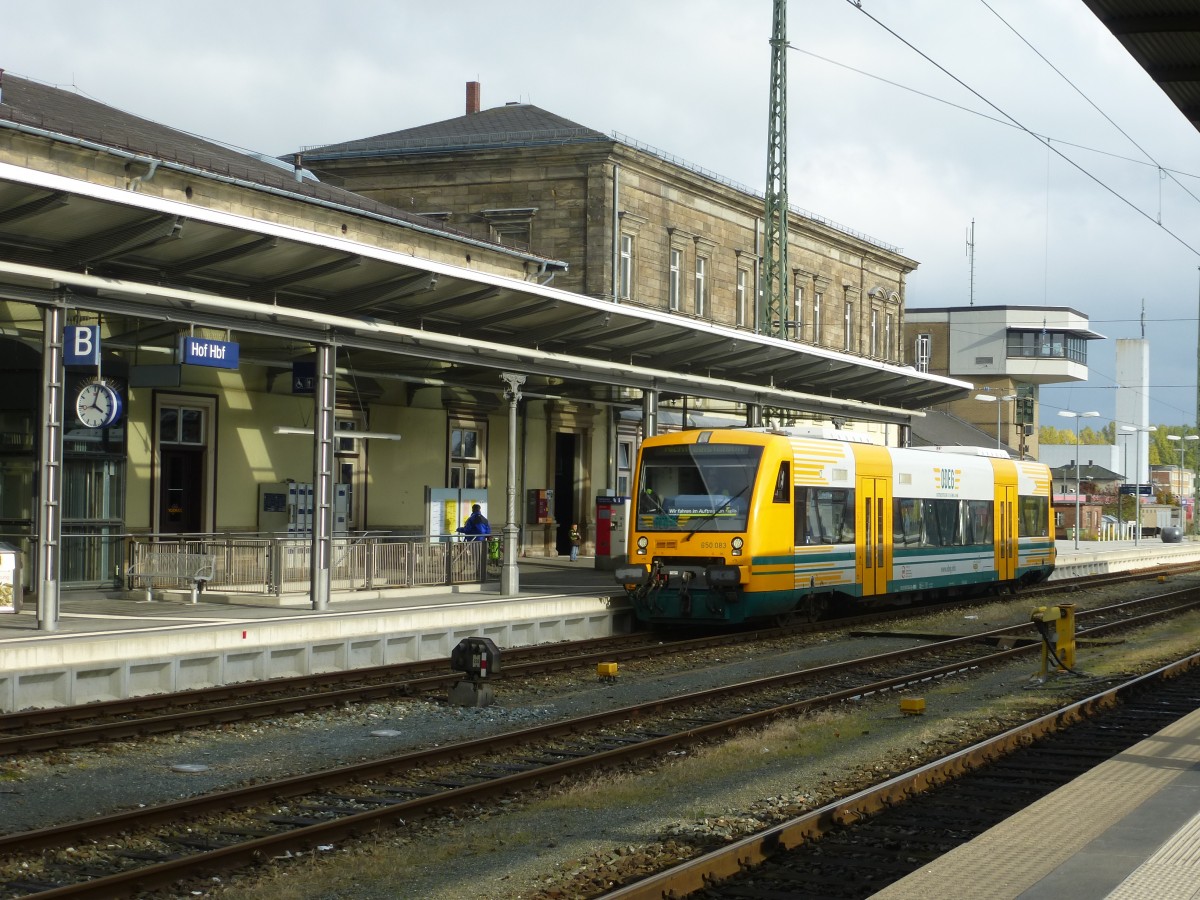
[5,1,1200,430]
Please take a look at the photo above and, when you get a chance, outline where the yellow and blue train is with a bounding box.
[615,425,1055,625]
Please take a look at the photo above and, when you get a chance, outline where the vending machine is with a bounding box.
[594,495,629,571]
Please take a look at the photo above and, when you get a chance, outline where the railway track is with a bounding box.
[2,585,1198,897]
[1,565,1192,757]
[604,652,1200,899]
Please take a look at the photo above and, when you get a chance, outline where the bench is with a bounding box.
[127,550,216,603]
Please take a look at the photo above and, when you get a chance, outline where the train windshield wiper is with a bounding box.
[683,487,747,541]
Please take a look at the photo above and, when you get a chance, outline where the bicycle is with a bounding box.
[485,535,503,572]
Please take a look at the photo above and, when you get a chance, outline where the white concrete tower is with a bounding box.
[1116,338,1151,483]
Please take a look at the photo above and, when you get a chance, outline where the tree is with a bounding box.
[1039,424,1108,444]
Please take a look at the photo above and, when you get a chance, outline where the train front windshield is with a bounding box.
[635,443,763,533]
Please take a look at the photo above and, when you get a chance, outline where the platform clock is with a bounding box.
[74,380,124,429]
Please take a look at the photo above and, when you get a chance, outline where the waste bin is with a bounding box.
[0,542,22,613]
[1161,526,1183,543]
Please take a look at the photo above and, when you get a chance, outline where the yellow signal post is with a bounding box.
[1031,603,1077,679]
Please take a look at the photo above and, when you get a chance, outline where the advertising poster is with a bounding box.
[0,550,16,613]
[426,488,489,540]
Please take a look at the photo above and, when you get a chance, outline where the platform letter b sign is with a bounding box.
[64,326,101,367]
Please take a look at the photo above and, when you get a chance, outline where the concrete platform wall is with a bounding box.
[1050,542,1200,580]
[0,597,632,712]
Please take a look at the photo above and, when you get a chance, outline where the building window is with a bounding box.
[915,333,932,373]
[669,248,681,311]
[813,291,823,344]
[619,234,633,300]
[617,438,635,496]
[695,256,708,317]
[490,222,531,248]
[793,283,804,340]
[885,313,894,361]
[870,308,879,357]
[843,300,853,351]
[479,207,536,250]
[1006,330,1088,364]
[160,405,206,446]
[449,419,487,489]
[736,269,748,327]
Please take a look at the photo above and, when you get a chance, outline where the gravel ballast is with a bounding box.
[2,579,1198,899]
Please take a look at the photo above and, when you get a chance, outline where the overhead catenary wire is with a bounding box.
[976,0,1200,212]
[841,0,1200,258]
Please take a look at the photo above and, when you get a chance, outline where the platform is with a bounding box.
[874,701,1200,899]
[0,557,630,712]
[1049,534,1200,580]
[0,538,1197,713]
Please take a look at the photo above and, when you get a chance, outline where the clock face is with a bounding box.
[75,382,123,429]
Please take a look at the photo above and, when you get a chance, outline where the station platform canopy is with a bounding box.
[0,74,971,425]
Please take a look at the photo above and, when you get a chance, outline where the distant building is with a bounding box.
[904,305,1103,459]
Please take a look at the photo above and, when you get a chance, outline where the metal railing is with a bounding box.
[124,533,488,598]
[4,530,513,597]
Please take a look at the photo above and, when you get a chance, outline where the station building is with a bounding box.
[0,71,969,615]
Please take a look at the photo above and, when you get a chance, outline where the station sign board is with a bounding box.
[1118,484,1153,496]
[180,336,239,369]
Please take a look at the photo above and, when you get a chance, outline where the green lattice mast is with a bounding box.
[760,0,788,338]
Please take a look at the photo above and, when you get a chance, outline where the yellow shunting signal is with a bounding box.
[900,697,925,716]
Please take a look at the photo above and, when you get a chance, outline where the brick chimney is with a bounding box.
[466,81,481,115]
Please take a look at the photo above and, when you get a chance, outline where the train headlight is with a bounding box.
[636,536,648,555]
[731,536,744,556]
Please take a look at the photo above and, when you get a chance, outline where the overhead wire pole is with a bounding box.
[759,0,789,428]
[761,0,789,341]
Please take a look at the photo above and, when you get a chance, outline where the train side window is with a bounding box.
[804,488,855,544]
[1018,496,1049,537]
[774,461,790,503]
[893,498,921,546]
[794,487,807,545]
[838,490,856,542]
[964,499,994,545]
[922,498,962,546]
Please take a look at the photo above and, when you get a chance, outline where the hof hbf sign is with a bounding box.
[180,336,240,369]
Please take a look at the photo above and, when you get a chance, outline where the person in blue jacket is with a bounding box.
[457,504,491,579]
[458,504,491,540]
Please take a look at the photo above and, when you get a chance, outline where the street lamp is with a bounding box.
[975,392,1018,450]
[1120,424,1157,546]
[1117,431,1130,538]
[1059,410,1100,549]
[1166,433,1199,533]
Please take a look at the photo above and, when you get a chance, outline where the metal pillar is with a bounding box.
[642,389,658,438]
[746,403,762,427]
[36,304,65,632]
[309,343,335,610]
[501,372,525,596]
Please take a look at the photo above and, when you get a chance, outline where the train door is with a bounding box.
[996,484,1017,581]
[857,476,891,596]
